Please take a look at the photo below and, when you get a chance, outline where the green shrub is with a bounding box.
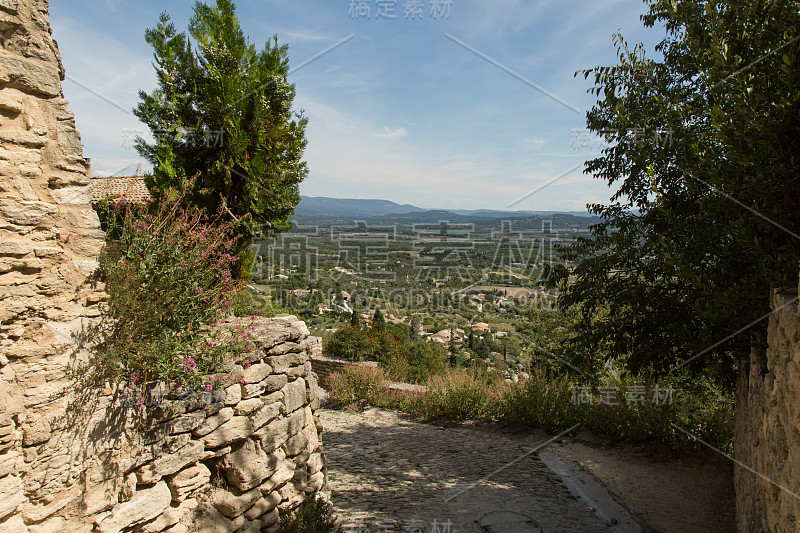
[324,326,374,362]
[406,370,491,421]
[278,496,342,533]
[494,369,580,432]
[402,341,447,383]
[82,199,244,393]
[327,364,734,451]
[324,326,449,384]
[233,290,281,317]
[327,365,390,409]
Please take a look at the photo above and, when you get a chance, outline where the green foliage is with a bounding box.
[278,496,342,533]
[552,0,800,385]
[327,365,391,409]
[324,326,375,362]
[349,310,359,327]
[324,325,447,383]
[232,289,281,317]
[493,369,580,431]
[134,0,308,279]
[402,341,447,383]
[328,366,734,451]
[371,308,386,332]
[405,370,495,421]
[83,200,243,392]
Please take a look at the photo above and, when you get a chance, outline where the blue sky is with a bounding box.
[50,0,665,211]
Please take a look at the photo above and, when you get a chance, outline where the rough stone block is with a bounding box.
[266,352,307,373]
[260,507,280,528]
[234,398,263,416]
[238,519,263,533]
[0,475,24,520]
[221,439,284,491]
[0,50,61,97]
[22,494,74,524]
[304,472,325,493]
[304,336,323,358]
[244,492,281,521]
[192,506,237,533]
[0,199,58,226]
[201,416,254,448]
[307,452,325,475]
[223,384,241,406]
[96,481,171,533]
[212,486,262,519]
[243,363,271,383]
[286,365,307,379]
[283,431,309,457]
[137,441,203,484]
[240,381,265,399]
[250,402,281,431]
[27,516,66,533]
[192,407,233,437]
[140,497,198,533]
[169,411,205,434]
[255,408,306,453]
[0,450,18,478]
[167,464,209,503]
[259,459,295,494]
[282,378,306,414]
[0,514,27,533]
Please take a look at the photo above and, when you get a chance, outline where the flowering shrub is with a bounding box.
[327,365,390,409]
[84,199,244,393]
[406,370,491,421]
[327,365,734,451]
[493,368,581,431]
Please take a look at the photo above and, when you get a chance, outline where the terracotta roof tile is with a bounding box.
[89,176,152,203]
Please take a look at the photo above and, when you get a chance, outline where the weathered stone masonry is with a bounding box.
[1,1,328,531]
[735,281,800,533]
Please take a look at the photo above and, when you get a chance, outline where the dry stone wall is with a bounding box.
[309,355,360,388]
[0,1,328,531]
[735,283,800,532]
[87,315,329,533]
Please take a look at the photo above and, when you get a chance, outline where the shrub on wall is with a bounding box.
[324,326,447,384]
[401,341,447,383]
[81,199,245,393]
[324,326,374,362]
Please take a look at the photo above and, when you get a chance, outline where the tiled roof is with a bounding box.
[88,176,152,203]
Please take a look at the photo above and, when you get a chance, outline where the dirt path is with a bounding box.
[540,440,736,533]
[319,408,735,533]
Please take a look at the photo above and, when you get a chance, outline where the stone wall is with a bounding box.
[2,314,328,532]
[735,282,800,532]
[310,355,361,388]
[1,0,106,529]
[0,2,328,531]
[88,315,328,533]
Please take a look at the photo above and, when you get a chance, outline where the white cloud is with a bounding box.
[378,126,408,138]
[523,136,547,149]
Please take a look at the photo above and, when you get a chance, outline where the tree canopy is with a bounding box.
[134,0,308,278]
[372,308,387,333]
[553,0,800,386]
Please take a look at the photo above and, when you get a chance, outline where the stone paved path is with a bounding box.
[320,408,611,533]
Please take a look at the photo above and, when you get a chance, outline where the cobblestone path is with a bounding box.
[320,408,611,533]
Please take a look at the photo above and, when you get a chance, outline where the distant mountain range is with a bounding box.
[294,196,593,220]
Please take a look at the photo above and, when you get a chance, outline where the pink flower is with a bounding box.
[205,384,213,392]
